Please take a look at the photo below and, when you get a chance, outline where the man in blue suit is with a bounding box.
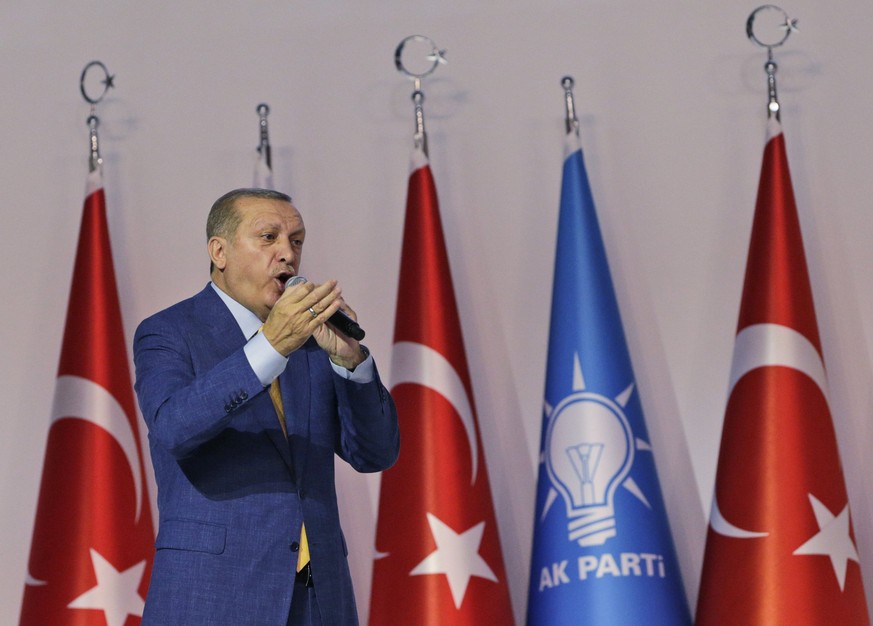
[133,188,399,625]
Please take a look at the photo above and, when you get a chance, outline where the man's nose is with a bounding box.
[276,238,296,264]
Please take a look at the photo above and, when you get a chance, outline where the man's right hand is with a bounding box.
[260,279,343,356]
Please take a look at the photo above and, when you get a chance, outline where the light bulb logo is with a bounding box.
[545,391,634,546]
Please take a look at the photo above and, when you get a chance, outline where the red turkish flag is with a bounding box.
[369,149,515,625]
[696,119,869,624]
[21,169,155,626]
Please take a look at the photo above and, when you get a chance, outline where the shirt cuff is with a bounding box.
[244,331,288,386]
[331,350,375,383]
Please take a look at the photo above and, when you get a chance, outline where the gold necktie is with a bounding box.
[268,371,310,572]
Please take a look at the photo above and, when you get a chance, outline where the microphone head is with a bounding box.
[285,275,307,289]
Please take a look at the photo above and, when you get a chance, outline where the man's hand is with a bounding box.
[313,299,368,371]
[261,279,342,356]
[261,279,367,369]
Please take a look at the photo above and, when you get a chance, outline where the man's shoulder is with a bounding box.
[136,284,217,333]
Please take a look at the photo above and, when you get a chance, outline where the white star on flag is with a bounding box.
[793,493,860,591]
[67,548,146,626]
[410,513,498,609]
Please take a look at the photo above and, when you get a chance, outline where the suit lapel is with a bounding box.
[196,285,297,475]
[263,393,296,475]
[281,345,312,483]
[196,284,244,342]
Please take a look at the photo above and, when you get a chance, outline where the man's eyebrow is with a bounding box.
[250,217,305,237]
[251,217,280,230]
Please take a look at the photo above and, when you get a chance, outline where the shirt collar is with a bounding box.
[210,282,263,339]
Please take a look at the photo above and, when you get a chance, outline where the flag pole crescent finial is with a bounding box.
[80,61,115,172]
[746,5,798,121]
[394,35,447,157]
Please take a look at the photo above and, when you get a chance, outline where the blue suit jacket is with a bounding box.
[133,285,399,625]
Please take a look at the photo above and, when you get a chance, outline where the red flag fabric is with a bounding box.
[21,169,155,626]
[369,149,515,624]
[696,119,869,624]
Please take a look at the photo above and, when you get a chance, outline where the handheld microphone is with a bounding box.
[285,276,366,341]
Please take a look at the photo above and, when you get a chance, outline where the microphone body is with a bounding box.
[285,276,366,341]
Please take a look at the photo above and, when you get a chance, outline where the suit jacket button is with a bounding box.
[290,541,299,552]
[240,391,248,400]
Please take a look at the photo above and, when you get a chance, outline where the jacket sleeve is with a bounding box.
[133,313,266,459]
[332,363,400,473]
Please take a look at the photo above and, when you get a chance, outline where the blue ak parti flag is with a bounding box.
[526,132,690,625]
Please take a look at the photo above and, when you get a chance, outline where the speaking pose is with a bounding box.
[133,188,399,625]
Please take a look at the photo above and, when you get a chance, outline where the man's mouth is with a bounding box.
[275,272,294,290]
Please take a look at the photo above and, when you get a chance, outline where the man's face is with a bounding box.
[209,196,305,321]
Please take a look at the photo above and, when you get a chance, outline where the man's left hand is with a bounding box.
[313,292,367,371]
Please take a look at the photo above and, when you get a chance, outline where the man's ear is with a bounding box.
[208,236,228,271]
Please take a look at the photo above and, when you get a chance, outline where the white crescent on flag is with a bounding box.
[51,375,143,522]
[391,341,479,484]
[728,323,827,397]
[711,322,828,538]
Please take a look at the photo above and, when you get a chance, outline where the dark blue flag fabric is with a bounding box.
[526,132,690,625]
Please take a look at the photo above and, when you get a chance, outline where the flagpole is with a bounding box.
[745,4,798,121]
[79,60,115,172]
[394,34,447,156]
[253,102,275,189]
[561,76,579,136]
[256,103,272,170]
[86,115,102,172]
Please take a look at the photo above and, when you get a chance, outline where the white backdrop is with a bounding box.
[2,1,872,623]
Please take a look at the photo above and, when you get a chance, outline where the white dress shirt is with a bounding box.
[210,282,374,385]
